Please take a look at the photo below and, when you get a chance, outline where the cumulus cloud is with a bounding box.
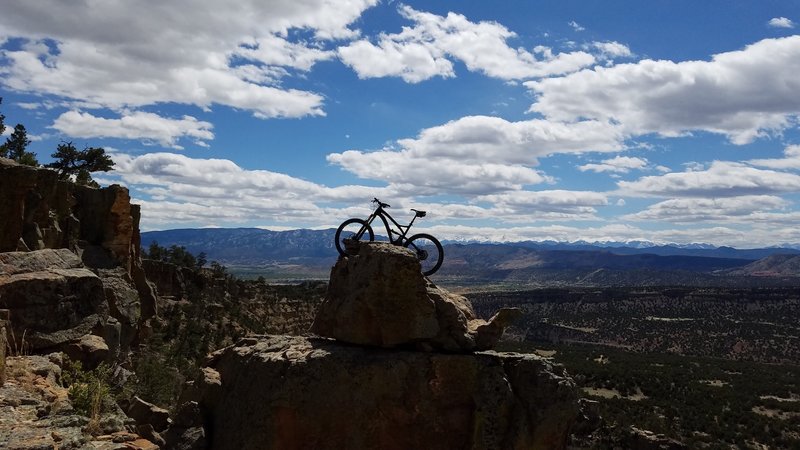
[624,195,789,223]
[107,151,615,228]
[110,152,382,227]
[747,144,800,170]
[526,36,800,144]
[328,149,549,195]
[339,5,596,82]
[0,0,378,118]
[102,152,800,247]
[51,110,214,149]
[617,161,800,197]
[579,156,649,173]
[477,190,608,219]
[327,115,624,195]
[591,41,632,58]
[768,17,795,28]
[589,41,633,64]
[113,152,323,197]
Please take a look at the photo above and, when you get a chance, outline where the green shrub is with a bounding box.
[61,360,115,423]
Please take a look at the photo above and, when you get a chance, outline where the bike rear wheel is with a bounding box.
[404,233,444,276]
[334,218,375,256]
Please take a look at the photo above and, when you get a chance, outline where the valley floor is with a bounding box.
[496,342,800,449]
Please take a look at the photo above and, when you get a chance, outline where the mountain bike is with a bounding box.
[334,198,444,276]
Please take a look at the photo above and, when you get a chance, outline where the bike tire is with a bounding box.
[334,218,375,256]
[404,233,444,276]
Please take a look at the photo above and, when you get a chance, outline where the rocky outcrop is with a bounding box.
[171,241,579,450]
[311,241,521,351]
[0,354,158,450]
[0,160,156,365]
[0,158,156,324]
[190,335,579,450]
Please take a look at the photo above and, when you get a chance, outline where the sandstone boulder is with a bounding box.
[310,241,520,351]
[127,396,171,432]
[196,335,579,450]
[0,249,107,350]
[63,334,109,369]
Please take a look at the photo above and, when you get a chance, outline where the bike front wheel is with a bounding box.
[334,218,375,256]
[404,233,444,276]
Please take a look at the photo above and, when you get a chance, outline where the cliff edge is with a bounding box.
[178,242,580,449]
[0,158,155,360]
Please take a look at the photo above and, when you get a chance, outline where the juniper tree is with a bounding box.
[47,141,114,187]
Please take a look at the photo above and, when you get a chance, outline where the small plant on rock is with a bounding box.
[61,359,115,435]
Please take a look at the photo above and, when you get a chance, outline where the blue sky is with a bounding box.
[2,1,800,247]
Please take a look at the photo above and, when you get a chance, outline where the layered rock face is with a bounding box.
[181,241,579,449]
[0,159,155,362]
[0,250,107,350]
[0,158,155,313]
[198,335,578,450]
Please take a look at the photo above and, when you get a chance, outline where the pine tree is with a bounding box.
[0,97,6,140]
[2,124,38,166]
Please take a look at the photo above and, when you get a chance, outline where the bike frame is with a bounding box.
[360,205,418,245]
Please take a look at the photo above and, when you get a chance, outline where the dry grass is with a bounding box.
[8,328,30,357]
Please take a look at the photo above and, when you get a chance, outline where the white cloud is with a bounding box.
[109,152,420,225]
[51,110,214,149]
[624,195,789,223]
[526,36,800,145]
[568,21,585,32]
[394,115,623,163]
[107,151,617,229]
[591,41,632,58]
[113,152,322,196]
[328,149,549,195]
[233,35,335,72]
[768,17,795,28]
[578,156,649,173]
[339,5,596,82]
[327,115,624,195]
[477,190,609,219]
[16,102,40,110]
[0,0,378,118]
[337,39,455,83]
[102,151,800,247]
[747,144,800,170]
[618,161,800,197]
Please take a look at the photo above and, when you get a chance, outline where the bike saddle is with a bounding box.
[411,209,426,218]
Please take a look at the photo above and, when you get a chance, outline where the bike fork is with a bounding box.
[357,214,376,239]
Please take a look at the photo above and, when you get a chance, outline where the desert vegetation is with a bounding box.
[497,341,800,449]
[470,287,800,364]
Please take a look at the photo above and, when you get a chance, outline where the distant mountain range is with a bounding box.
[141,227,800,285]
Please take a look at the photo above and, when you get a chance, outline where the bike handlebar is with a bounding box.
[373,197,390,208]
